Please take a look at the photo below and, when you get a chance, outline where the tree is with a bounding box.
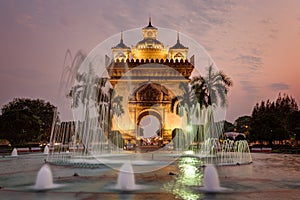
[69,63,110,153]
[223,121,234,132]
[288,111,300,140]
[171,82,195,146]
[108,89,124,139]
[191,64,233,108]
[110,90,124,118]
[190,64,233,140]
[110,130,124,149]
[170,65,233,147]
[69,62,125,151]
[70,64,108,109]
[0,98,57,146]
[171,82,194,118]
[250,93,298,145]
[234,116,252,134]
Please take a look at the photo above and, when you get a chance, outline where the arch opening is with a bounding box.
[139,115,161,138]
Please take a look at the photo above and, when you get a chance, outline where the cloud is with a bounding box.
[268,82,290,91]
[184,0,236,28]
[235,54,263,70]
[240,80,259,94]
[16,13,35,28]
[260,18,276,25]
[260,18,279,39]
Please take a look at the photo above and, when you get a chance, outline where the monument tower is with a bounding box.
[106,19,194,144]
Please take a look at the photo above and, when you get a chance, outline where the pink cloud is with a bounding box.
[16,13,35,28]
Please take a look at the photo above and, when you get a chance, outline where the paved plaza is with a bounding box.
[0,153,300,199]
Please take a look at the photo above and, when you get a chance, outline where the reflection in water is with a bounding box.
[163,157,204,200]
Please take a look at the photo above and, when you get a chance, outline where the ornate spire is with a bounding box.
[170,32,188,49]
[120,31,124,43]
[112,31,130,49]
[149,16,152,27]
[143,15,157,30]
[146,16,154,28]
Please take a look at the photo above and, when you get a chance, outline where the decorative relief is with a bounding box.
[138,84,162,101]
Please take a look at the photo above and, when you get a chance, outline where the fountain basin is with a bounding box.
[1,153,300,199]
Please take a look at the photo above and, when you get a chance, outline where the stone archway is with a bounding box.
[129,82,171,141]
[123,80,183,143]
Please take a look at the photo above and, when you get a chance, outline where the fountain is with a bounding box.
[112,162,147,191]
[43,146,49,155]
[1,152,300,199]
[46,58,116,166]
[197,164,230,193]
[115,162,135,190]
[203,165,221,191]
[11,148,18,157]
[33,164,61,191]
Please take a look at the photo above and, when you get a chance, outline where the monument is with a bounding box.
[47,19,252,167]
[107,18,194,144]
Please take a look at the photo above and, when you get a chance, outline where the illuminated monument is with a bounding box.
[48,19,252,167]
[107,19,194,143]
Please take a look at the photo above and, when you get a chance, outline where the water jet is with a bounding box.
[11,148,18,157]
[111,162,148,191]
[33,164,62,191]
[196,164,231,193]
[43,146,49,155]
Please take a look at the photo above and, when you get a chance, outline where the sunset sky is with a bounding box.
[1,0,300,123]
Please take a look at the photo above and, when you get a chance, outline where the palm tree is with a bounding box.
[111,91,124,117]
[171,82,194,116]
[70,64,108,109]
[191,64,233,141]
[107,89,124,140]
[191,64,232,108]
[69,63,109,154]
[171,82,196,148]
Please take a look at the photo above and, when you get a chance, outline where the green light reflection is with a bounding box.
[162,157,204,200]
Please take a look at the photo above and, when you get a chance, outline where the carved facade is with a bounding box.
[106,19,194,143]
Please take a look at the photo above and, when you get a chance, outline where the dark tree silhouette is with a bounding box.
[191,64,233,108]
[250,93,298,145]
[0,98,57,146]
